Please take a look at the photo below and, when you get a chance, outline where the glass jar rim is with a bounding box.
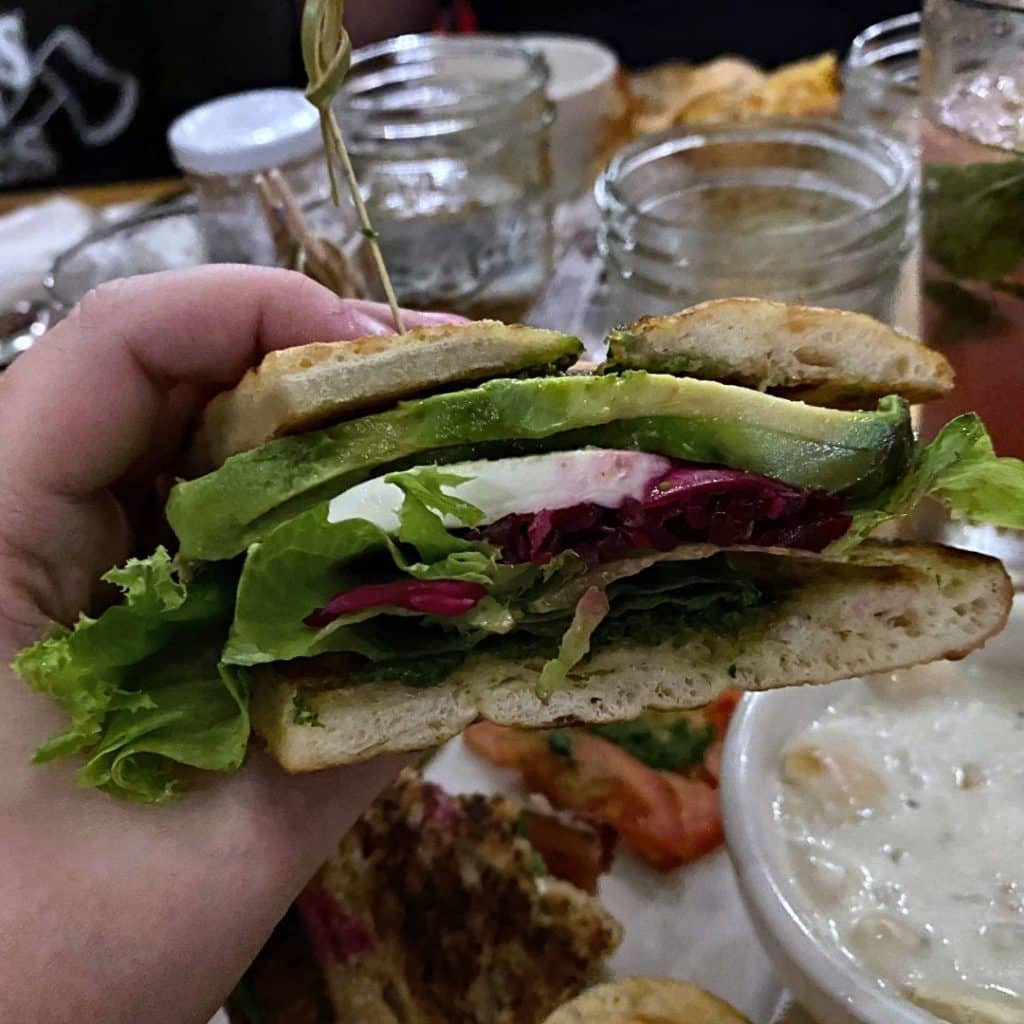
[849,10,921,58]
[846,11,920,96]
[595,117,914,241]
[339,33,550,142]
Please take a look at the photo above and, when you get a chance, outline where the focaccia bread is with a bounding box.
[544,976,751,1023]
[605,298,954,406]
[188,321,582,472]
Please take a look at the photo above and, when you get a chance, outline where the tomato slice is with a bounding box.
[703,689,742,739]
[464,720,544,768]
[703,739,724,783]
[522,731,694,871]
[466,724,712,870]
[464,694,741,871]
[661,772,724,863]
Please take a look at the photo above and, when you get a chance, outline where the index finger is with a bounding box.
[0,265,463,495]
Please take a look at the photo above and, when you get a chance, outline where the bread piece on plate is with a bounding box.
[187,322,582,473]
[605,298,954,406]
[299,771,621,1024]
[907,984,1024,1024]
[252,541,1011,772]
[544,976,751,1023]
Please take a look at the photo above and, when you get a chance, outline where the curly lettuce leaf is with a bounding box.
[834,414,1024,551]
[12,549,245,802]
[225,466,497,665]
[385,467,483,561]
[77,640,249,802]
[537,587,610,698]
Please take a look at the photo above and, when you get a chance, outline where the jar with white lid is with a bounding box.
[168,88,353,265]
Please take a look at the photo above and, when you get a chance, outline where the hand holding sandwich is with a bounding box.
[0,266,461,1024]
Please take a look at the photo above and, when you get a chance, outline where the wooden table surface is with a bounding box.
[0,177,183,216]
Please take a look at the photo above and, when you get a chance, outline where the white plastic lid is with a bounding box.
[167,89,322,176]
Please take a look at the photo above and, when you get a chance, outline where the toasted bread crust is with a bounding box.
[544,976,751,1023]
[251,542,1011,772]
[544,974,753,1024]
[605,298,954,406]
[187,322,581,473]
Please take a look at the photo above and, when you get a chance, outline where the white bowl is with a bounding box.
[518,34,619,200]
[720,681,935,1024]
[720,600,1024,1023]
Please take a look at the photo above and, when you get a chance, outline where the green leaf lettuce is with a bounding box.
[11,549,246,802]
[834,414,1024,551]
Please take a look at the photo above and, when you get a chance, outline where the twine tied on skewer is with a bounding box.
[301,0,405,332]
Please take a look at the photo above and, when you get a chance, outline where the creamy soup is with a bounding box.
[773,660,1024,1023]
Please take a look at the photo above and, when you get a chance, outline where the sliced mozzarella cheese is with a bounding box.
[327,449,672,531]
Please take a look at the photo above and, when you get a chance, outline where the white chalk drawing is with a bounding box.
[0,9,140,185]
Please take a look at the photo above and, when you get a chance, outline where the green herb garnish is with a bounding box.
[291,693,324,727]
[546,730,574,759]
[590,716,714,772]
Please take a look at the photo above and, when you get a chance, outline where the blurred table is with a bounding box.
[0,178,183,217]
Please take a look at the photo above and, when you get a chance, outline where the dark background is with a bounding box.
[2,0,916,190]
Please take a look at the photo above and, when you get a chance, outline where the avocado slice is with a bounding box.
[168,372,912,562]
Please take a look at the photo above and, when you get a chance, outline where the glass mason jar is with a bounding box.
[337,35,554,321]
[596,119,914,329]
[918,0,1024,576]
[842,12,922,147]
[168,89,354,266]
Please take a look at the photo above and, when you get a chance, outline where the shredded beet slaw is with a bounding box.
[305,460,851,628]
[303,580,488,628]
[467,462,851,566]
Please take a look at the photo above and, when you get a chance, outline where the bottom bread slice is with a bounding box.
[252,541,1011,772]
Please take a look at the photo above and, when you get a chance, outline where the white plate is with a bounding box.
[426,736,790,1023]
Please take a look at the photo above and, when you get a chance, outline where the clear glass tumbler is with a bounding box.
[337,35,554,321]
[918,0,1024,575]
[596,118,914,328]
[919,0,1024,456]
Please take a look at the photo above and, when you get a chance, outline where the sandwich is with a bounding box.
[228,770,621,1024]
[14,299,1024,801]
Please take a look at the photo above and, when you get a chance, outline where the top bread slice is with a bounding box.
[604,298,954,406]
[187,322,582,474]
